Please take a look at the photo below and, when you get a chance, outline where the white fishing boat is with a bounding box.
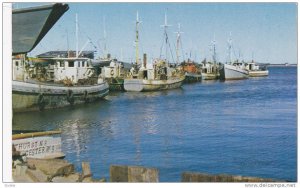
[201,37,219,80]
[201,63,219,80]
[12,4,109,112]
[12,55,109,112]
[219,34,249,80]
[219,62,249,80]
[124,58,184,92]
[245,60,269,77]
[124,12,184,92]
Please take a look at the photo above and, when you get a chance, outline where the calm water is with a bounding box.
[13,67,297,182]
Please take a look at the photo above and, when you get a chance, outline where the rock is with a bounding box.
[82,177,93,183]
[26,169,49,182]
[12,144,20,157]
[12,169,34,183]
[181,172,280,182]
[15,164,27,176]
[110,165,159,182]
[27,163,36,170]
[27,158,74,179]
[51,173,81,183]
[13,159,23,168]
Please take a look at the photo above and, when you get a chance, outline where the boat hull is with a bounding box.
[219,64,249,80]
[106,77,125,91]
[124,77,184,92]
[12,80,109,112]
[12,4,69,55]
[249,70,269,77]
[201,73,218,80]
[184,72,201,83]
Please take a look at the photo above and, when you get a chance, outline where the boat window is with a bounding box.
[15,61,19,67]
[69,61,74,67]
[81,61,84,67]
[143,70,148,79]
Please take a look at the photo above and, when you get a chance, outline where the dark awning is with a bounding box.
[12,3,69,55]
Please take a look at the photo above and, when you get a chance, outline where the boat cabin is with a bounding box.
[101,60,124,78]
[12,56,26,81]
[202,62,217,74]
[53,57,94,84]
[245,61,262,71]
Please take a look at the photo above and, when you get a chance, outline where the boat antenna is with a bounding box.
[160,12,171,61]
[76,13,79,58]
[174,23,183,65]
[135,11,142,65]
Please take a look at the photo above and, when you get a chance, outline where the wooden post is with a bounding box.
[81,162,92,179]
[110,165,159,182]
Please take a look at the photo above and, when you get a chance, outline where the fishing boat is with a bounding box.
[181,59,202,83]
[99,59,129,91]
[124,57,184,92]
[124,12,184,92]
[201,61,219,80]
[201,38,219,80]
[173,23,200,83]
[245,60,269,77]
[219,62,249,80]
[219,35,249,80]
[12,130,64,159]
[12,4,109,112]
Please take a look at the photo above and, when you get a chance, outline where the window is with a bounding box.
[69,61,74,67]
[15,61,19,66]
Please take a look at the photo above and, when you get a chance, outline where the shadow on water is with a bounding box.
[12,98,111,131]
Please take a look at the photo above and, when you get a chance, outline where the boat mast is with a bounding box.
[135,11,141,65]
[76,13,79,58]
[175,23,183,65]
[103,16,107,58]
[212,34,217,63]
[66,28,69,57]
[227,32,233,63]
[211,34,217,75]
[161,13,171,61]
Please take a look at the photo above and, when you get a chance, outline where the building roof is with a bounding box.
[37,51,95,59]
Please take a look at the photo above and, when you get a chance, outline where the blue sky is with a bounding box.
[17,2,297,64]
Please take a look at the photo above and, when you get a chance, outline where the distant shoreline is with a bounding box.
[267,64,297,67]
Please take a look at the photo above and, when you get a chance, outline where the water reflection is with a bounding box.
[12,67,297,181]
